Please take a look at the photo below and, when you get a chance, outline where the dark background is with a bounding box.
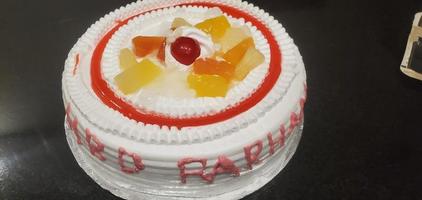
[1,0,422,199]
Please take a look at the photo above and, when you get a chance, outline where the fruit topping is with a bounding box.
[116,13,265,98]
[188,73,229,97]
[119,48,138,70]
[195,16,230,42]
[171,37,201,65]
[115,59,162,94]
[193,58,235,80]
[233,47,265,81]
[223,37,255,66]
[132,36,166,57]
[171,18,192,30]
[219,26,251,53]
[157,41,166,63]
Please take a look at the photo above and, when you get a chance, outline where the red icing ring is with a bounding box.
[91,2,282,128]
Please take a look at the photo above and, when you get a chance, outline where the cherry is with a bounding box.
[171,37,201,65]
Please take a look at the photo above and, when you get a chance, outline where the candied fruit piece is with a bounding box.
[219,26,251,53]
[115,59,162,94]
[157,41,166,63]
[223,37,255,66]
[171,18,192,30]
[193,58,235,80]
[119,48,138,70]
[188,73,229,97]
[234,47,265,81]
[171,37,201,65]
[132,36,166,57]
[195,16,230,42]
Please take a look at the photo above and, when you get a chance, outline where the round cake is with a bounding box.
[62,0,307,199]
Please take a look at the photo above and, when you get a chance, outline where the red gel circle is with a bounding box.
[91,2,282,129]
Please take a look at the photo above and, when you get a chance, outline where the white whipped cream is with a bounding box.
[134,68,196,107]
[165,26,217,71]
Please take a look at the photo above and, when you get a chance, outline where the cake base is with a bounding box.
[65,120,303,200]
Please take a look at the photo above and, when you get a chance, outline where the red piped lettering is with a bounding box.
[85,128,106,161]
[178,156,240,184]
[279,125,287,143]
[288,112,300,134]
[299,98,306,120]
[243,140,263,170]
[65,103,81,144]
[178,158,208,184]
[118,147,144,174]
[209,155,240,179]
[267,125,286,155]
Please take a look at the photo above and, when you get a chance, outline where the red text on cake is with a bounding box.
[178,158,208,183]
[267,125,286,155]
[178,156,240,184]
[86,128,106,161]
[299,83,307,120]
[66,103,82,144]
[288,112,300,135]
[243,140,263,170]
[118,147,145,174]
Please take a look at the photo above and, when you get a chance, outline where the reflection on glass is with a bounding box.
[409,38,422,73]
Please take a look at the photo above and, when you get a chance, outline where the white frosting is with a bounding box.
[62,0,307,199]
[165,26,216,71]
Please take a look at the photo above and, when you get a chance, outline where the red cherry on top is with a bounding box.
[171,37,201,65]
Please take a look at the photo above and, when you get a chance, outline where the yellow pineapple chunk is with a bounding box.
[195,16,231,42]
[171,18,192,30]
[234,47,265,81]
[119,48,138,70]
[187,73,229,97]
[115,59,162,94]
[219,26,251,53]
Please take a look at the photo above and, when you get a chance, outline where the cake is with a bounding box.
[62,0,307,199]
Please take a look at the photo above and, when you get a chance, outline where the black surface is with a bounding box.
[1,0,422,199]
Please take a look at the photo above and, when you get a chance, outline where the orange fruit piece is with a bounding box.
[115,59,162,95]
[234,47,265,81]
[195,16,231,42]
[157,41,166,63]
[193,58,235,80]
[223,37,255,66]
[132,36,166,57]
[187,73,229,97]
